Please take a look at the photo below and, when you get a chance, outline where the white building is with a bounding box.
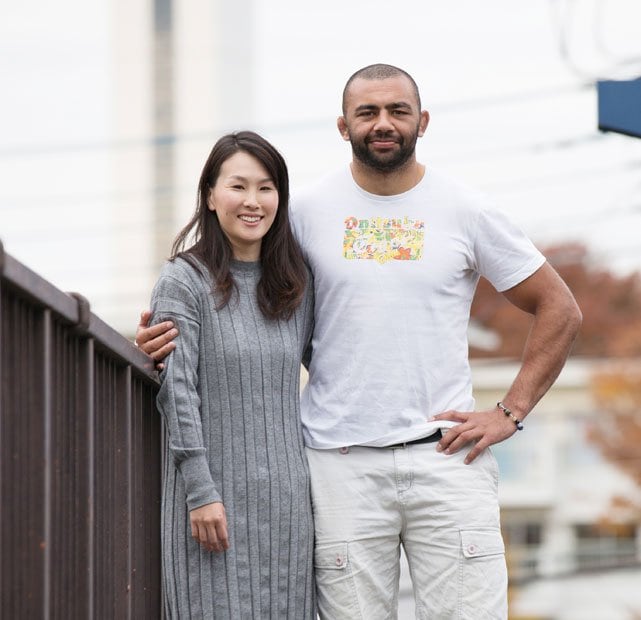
[109,0,259,334]
[472,357,641,619]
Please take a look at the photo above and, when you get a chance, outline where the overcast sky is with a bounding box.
[2,0,641,328]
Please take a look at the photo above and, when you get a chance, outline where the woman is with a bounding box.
[150,131,314,618]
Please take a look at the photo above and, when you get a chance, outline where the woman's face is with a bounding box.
[207,151,279,261]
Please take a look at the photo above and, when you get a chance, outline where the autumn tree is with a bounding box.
[470,242,641,359]
[588,368,641,521]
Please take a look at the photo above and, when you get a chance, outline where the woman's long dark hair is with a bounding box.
[170,131,307,320]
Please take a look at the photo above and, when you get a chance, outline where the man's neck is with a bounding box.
[349,159,426,196]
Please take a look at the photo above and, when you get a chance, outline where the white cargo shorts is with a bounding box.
[306,439,507,619]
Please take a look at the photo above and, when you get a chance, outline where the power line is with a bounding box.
[474,157,641,191]
[432,131,606,165]
[549,0,641,80]
[0,83,594,160]
[3,131,636,209]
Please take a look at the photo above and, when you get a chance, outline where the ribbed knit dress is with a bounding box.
[151,257,315,619]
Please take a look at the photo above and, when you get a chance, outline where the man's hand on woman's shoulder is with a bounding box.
[135,310,178,369]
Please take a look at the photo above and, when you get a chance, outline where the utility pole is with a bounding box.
[150,0,256,273]
[153,0,175,269]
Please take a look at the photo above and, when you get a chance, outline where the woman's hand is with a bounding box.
[189,502,230,553]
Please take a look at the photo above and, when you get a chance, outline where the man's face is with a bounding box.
[338,76,429,173]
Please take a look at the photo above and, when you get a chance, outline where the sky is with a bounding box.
[1,0,641,332]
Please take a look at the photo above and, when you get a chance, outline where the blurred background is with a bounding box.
[2,0,641,617]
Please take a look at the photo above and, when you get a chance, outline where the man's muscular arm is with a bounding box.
[431,262,582,464]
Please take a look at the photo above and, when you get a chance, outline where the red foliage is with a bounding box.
[470,242,641,359]
[588,369,641,519]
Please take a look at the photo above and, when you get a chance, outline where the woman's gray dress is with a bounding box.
[151,257,315,619]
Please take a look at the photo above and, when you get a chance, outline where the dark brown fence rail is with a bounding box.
[0,242,162,619]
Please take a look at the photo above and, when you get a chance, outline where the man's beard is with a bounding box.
[350,128,419,173]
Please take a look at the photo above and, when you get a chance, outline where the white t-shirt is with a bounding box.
[291,166,545,449]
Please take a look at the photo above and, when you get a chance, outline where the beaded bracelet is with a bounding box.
[497,401,524,431]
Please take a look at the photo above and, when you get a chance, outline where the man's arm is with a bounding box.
[431,262,582,464]
[136,310,178,365]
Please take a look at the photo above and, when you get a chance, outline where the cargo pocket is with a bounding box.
[459,529,508,619]
[314,543,363,619]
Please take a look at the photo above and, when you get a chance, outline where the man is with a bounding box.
[138,64,581,619]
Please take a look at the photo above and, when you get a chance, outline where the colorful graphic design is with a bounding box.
[343,215,425,263]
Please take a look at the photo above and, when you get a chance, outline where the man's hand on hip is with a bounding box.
[430,407,517,465]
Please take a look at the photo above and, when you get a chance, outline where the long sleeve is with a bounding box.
[151,263,221,511]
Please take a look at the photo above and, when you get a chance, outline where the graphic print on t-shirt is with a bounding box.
[343,215,425,264]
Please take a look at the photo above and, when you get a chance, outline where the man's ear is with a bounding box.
[337,116,350,142]
[418,110,430,137]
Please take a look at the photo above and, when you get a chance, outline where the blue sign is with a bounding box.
[597,78,641,139]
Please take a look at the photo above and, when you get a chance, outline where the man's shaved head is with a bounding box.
[342,64,421,115]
